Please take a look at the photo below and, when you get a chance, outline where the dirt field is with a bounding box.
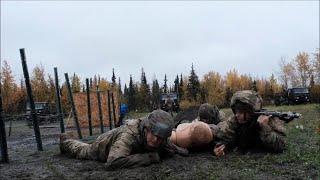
[1,104,319,180]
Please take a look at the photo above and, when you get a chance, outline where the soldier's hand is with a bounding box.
[257,115,271,126]
[214,144,225,157]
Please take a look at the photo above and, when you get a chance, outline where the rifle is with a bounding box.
[254,109,301,123]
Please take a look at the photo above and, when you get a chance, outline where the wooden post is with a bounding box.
[64,73,82,139]
[0,67,9,162]
[54,67,65,133]
[86,79,92,136]
[107,90,113,129]
[96,86,104,133]
[20,48,43,151]
[111,92,117,128]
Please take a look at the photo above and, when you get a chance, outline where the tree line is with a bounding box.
[1,49,319,114]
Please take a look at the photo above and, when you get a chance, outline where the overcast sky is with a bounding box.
[1,1,319,87]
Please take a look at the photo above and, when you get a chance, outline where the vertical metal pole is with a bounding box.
[64,73,82,139]
[111,92,117,128]
[0,64,9,162]
[20,48,43,151]
[107,90,113,129]
[96,86,104,133]
[54,67,65,133]
[86,79,92,136]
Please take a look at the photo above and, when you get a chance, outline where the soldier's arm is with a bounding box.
[215,118,237,151]
[162,140,189,157]
[105,132,160,170]
[258,116,286,153]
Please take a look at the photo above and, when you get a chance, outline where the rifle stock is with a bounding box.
[254,109,301,123]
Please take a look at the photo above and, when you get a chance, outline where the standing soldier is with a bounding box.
[60,110,188,170]
[214,90,286,156]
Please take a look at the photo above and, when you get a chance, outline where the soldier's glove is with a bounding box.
[148,152,161,163]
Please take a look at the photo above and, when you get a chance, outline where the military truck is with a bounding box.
[26,102,57,124]
[275,87,310,105]
[160,93,180,113]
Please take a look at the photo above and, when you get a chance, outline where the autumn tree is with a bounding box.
[201,71,225,107]
[47,74,56,103]
[278,57,299,88]
[225,69,240,93]
[31,64,49,102]
[1,60,18,113]
[313,49,320,84]
[99,78,109,91]
[71,73,81,93]
[294,52,313,87]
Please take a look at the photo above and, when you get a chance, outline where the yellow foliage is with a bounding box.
[179,99,200,110]
[201,71,225,106]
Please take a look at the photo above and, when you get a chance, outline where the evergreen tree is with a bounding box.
[252,80,258,92]
[112,68,116,87]
[225,87,233,107]
[139,68,151,111]
[174,74,179,93]
[187,64,200,101]
[152,79,161,109]
[89,78,93,89]
[118,77,122,95]
[128,75,136,111]
[179,73,184,100]
[123,83,128,104]
[163,74,168,93]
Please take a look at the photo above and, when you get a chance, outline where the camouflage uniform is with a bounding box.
[179,103,225,125]
[216,90,286,153]
[198,103,226,125]
[60,110,187,170]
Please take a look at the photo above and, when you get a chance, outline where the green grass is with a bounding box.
[208,103,320,179]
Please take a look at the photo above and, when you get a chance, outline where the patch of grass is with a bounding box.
[44,160,67,180]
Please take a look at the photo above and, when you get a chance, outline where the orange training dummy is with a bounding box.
[169,121,214,149]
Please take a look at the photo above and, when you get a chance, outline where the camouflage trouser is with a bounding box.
[60,139,99,161]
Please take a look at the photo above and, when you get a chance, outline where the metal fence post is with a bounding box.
[107,90,112,129]
[96,86,104,134]
[20,48,43,151]
[54,67,65,133]
[86,79,92,136]
[64,73,82,139]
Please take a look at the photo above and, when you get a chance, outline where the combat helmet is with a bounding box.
[230,90,263,113]
[141,110,174,138]
[198,103,221,125]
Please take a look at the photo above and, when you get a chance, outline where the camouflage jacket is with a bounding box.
[216,115,286,153]
[61,118,187,170]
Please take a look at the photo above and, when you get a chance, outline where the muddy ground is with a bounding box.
[0,104,319,180]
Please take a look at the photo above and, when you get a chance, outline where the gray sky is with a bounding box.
[1,1,319,87]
